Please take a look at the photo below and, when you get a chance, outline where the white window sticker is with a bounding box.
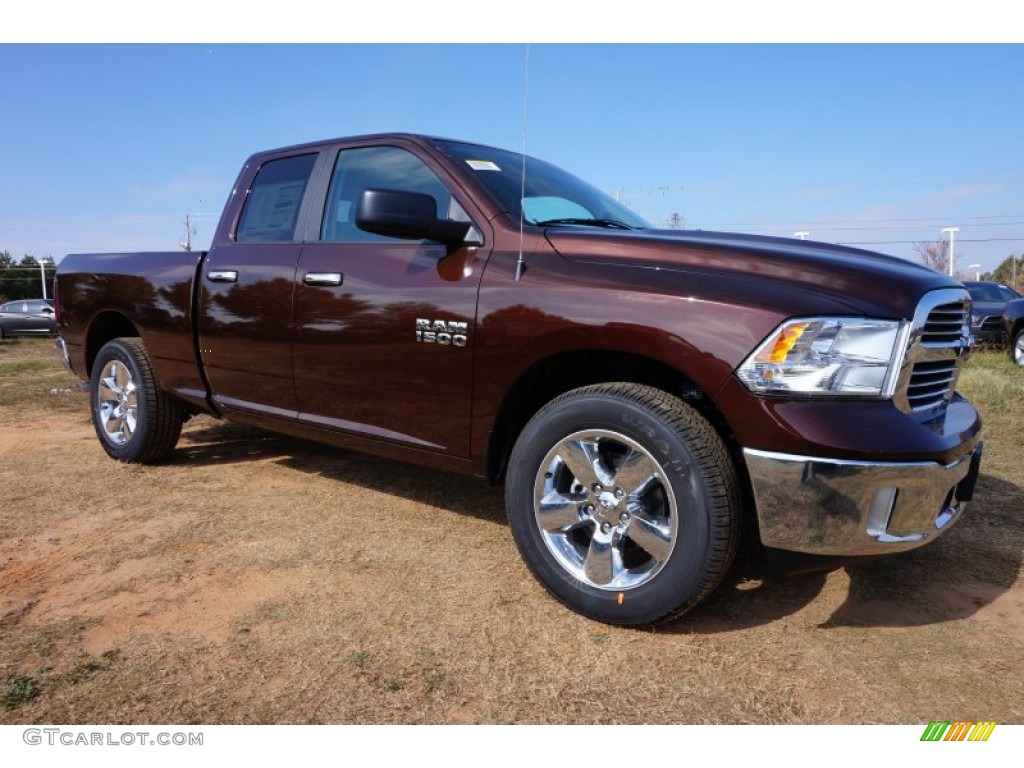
[466,159,501,172]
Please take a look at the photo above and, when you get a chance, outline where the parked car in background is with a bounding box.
[0,298,57,339]
[1003,298,1024,367]
[963,281,1022,344]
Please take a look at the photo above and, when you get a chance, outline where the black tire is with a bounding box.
[1012,327,1024,368]
[90,337,183,463]
[505,382,741,625]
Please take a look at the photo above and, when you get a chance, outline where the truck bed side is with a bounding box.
[55,250,213,414]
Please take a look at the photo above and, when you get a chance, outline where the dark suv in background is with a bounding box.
[963,281,1022,344]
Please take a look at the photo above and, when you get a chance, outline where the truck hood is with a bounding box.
[544,228,960,320]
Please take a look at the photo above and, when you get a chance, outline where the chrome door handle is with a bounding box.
[303,272,344,287]
[207,270,238,283]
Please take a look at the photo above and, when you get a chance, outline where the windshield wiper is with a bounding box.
[532,218,637,230]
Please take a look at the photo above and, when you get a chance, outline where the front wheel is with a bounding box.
[505,383,742,625]
[90,337,183,463]
[1012,327,1024,367]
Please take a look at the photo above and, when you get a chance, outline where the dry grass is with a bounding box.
[0,337,1021,724]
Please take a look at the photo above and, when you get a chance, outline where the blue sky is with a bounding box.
[2,42,1023,275]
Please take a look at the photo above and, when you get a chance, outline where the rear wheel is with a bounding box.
[1013,327,1024,367]
[505,383,741,625]
[90,337,183,463]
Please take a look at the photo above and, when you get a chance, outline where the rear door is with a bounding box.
[198,151,322,417]
[292,142,489,457]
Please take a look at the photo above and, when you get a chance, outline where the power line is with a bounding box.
[838,238,1024,245]
[816,221,1024,232]
[702,212,1024,228]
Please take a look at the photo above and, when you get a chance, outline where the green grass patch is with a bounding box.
[960,351,1024,410]
[0,358,62,375]
[2,675,41,710]
[347,651,370,669]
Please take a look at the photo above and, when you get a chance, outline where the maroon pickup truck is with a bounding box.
[54,133,983,625]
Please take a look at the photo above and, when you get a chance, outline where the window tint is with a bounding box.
[236,153,318,243]
[967,283,1018,302]
[321,146,459,243]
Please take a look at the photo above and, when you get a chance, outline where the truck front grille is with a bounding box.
[920,301,970,346]
[894,290,971,415]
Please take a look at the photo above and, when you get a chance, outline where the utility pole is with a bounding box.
[179,214,196,252]
[39,257,48,300]
[942,227,959,278]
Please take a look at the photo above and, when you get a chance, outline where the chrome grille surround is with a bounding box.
[892,288,972,414]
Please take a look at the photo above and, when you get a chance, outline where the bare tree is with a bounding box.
[914,238,951,275]
[664,212,686,230]
[179,214,197,252]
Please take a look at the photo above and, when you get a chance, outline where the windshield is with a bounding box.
[434,139,651,229]
[966,283,1020,302]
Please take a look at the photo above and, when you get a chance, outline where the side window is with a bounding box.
[321,146,462,243]
[236,153,318,243]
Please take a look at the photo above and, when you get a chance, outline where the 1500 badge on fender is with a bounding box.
[415,318,468,347]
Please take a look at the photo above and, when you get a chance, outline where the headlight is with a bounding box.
[737,318,904,396]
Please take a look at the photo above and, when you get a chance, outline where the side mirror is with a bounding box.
[355,189,471,249]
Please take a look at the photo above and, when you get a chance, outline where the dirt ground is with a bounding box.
[1,338,1021,724]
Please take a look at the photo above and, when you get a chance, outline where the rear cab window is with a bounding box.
[236,153,318,243]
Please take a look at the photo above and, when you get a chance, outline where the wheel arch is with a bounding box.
[85,311,140,377]
[487,348,743,472]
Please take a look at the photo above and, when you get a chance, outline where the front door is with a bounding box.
[292,145,488,457]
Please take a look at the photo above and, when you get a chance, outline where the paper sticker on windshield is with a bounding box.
[466,159,501,171]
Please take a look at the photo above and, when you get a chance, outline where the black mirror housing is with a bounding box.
[355,189,471,248]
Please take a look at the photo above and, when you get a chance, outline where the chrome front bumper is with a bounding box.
[744,443,983,556]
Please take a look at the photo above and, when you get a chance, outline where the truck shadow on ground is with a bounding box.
[173,421,1021,634]
[674,471,1022,634]
[172,420,508,525]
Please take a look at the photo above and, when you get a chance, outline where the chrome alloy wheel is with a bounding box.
[1014,331,1024,366]
[95,359,139,446]
[532,429,678,590]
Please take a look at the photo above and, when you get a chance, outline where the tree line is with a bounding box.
[981,254,1024,292]
[0,251,57,303]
